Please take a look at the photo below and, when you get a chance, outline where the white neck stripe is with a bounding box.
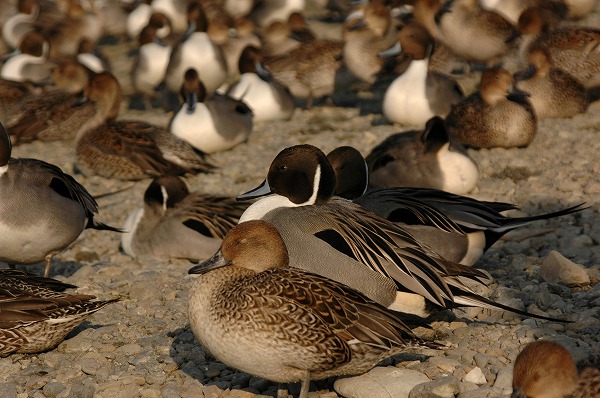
[306,164,321,205]
[0,165,8,177]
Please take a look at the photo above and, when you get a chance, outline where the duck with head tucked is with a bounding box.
[0,123,120,277]
[445,67,537,149]
[74,71,214,180]
[188,219,439,398]
[121,175,249,261]
[1,30,54,84]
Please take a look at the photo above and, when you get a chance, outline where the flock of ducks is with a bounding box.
[0,0,599,396]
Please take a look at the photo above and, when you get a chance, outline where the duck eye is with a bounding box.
[279,165,287,171]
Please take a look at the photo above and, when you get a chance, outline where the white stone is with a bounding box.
[540,251,590,287]
[462,367,487,385]
[334,367,430,398]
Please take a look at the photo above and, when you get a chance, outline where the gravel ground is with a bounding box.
[1,3,600,398]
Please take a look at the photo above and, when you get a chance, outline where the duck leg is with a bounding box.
[298,372,311,398]
[43,254,53,277]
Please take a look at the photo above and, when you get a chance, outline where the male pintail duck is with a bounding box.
[250,0,306,28]
[434,0,518,65]
[445,67,538,149]
[0,30,53,84]
[162,1,227,99]
[169,68,253,154]
[329,145,587,266]
[366,116,479,194]
[236,144,567,321]
[1,0,37,50]
[517,8,600,88]
[126,3,173,40]
[0,268,119,356]
[188,220,439,398]
[515,47,589,119]
[264,38,344,107]
[227,46,295,122]
[342,1,399,84]
[121,175,249,261]
[380,23,464,126]
[75,38,110,73]
[150,0,188,34]
[512,340,600,398]
[130,22,172,109]
[75,72,214,180]
[0,123,120,277]
[6,60,96,144]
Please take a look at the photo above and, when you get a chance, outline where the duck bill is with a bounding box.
[236,179,273,201]
[509,84,530,97]
[378,41,402,58]
[185,92,197,114]
[188,250,231,275]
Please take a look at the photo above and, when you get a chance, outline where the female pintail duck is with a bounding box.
[236,144,566,321]
[379,23,464,127]
[227,46,295,122]
[366,116,479,194]
[169,68,253,154]
[188,220,439,398]
[75,72,214,180]
[0,30,53,84]
[260,20,301,58]
[512,340,600,398]
[162,2,227,99]
[1,0,38,50]
[445,67,538,149]
[434,0,518,65]
[342,0,399,84]
[515,47,589,119]
[0,78,45,128]
[264,38,344,107]
[0,123,120,277]
[209,18,261,81]
[328,145,587,266]
[122,175,249,261]
[6,60,97,144]
[517,8,600,88]
[130,21,172,109]
[0,268,119,356]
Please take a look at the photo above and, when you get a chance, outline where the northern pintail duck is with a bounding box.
[0,268,119,356]
[342,0,399,84]
[265,39,344,106]
[563,0,598,19]
[130,22,172,108]
[188,220,438,398]
[445,67,537,149]
[260,20,301,58]
[366,116,479,194]
[0,123,120,277]
[0,30,53,84]
[75,72,214,180]
[0,78,44,127]
[227,46,295,122]
[75,38,110,73]
[435,0,518,65]
[169,68,253,154]
[210,17,261,81]
[479,0,541,25]
[328,145,586,266]
[127,3,173,40]
[517,8,600,88]
[251,0,306,28]
[162,1,228,98]
[380,23,464,126]
[122,175,249,261]
[512,340,600,398]
[2,0,37,50]
[236,144,564,320]
[515,47,589,119]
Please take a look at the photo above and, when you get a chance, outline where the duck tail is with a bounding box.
[86,218,125,233]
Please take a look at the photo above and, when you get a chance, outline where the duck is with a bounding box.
[366,116,479,194]
[236,144,566,321]
[515,47,589,119]
[517,8,600,88]
[210,17,261,81]
[121,175,249,261]
[0,268,119,356]
[227,45,295,122]
[188,219,439,398]
[75,72,214,180]
[434,0,518,65]
[0,78,45,127]
[250,0,306,28]
[1,0,37,50]
[260,20,301,58]
[6,60,95,144]
[512,340,600,398]
[0,122,120,277]
[328,145,586,266]
[162,1,228,100]
[169,68,253,154]
[445,67,537,149]
[75,38,110,73]
[342,0,399,85]
[479,0,538,25]
[380,23,464,127]
[0,30,54,84]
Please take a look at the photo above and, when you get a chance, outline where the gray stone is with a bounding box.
[493,367,513,389]
[43,382,65,398]
[409,376,460,398]
[463,367,487,385]
[334,367,430,398]
[428,357,461,373]
[458,386,508,398]
[540,251,590,287]
[0,383,17,398]
[68,379,95,398]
